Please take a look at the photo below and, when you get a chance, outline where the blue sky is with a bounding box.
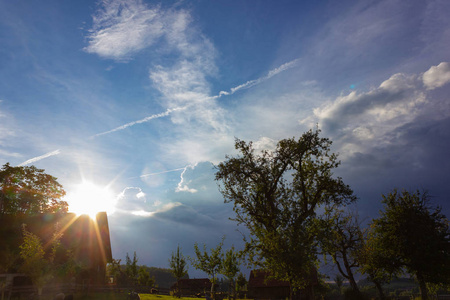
[1,0,450,278]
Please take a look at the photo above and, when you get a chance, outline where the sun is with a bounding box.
[65,180,117,219]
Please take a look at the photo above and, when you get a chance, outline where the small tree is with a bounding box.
[125,252,139,287]
[236,272,247,294]
[19,225,50,296]
[334,274,344,295]
[220,246,240,300]
[369,189,450,300]
[191,238,224,299]
[169,245,188,298]
[137,266,154,287]
[319,209,364,296]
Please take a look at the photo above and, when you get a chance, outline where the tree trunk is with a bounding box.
[373,280,385,300]
[417,273,428,300]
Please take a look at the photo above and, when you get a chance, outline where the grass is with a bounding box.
[38,293,214,300]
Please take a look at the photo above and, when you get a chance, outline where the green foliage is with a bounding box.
[138,266,155,287]
[126,252,139,286]
[191,238,224,298]
[236,272,247,292]
[19,223,81,290]
[220,246,240,299]
[169,245,188,298]
[369,189,450,300]
[215,129,356,291]
[169,245,188,281]
[19,225,49,288]
[0,163,67,215]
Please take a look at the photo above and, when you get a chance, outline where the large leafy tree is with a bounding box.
[215,129,356,299]
[370,189,450,300]
[191,239,224,299]
[0,163,67,215]
[169,245,188,298]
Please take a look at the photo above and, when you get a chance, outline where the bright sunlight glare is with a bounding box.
[65,181,117,219]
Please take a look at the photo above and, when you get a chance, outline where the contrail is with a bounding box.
[214,58,301,98]
[18,59,301,165]
[139,167,186,178]
[91,106,186,138]
[19,149,61,166]
[127,167,187,179]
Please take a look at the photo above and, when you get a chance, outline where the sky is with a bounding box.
[1,0,450,279]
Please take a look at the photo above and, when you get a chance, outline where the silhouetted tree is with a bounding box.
[215,129,356,299]
[369,189,450,300]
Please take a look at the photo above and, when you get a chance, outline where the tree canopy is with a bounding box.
[215,129,356,296]
[369,189,450,300]
[0,163,67,215]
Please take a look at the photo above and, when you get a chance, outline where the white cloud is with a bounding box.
[302,67,448,158]
[176,165,198,193]
[423,62,450,90]
[84,0,165,61]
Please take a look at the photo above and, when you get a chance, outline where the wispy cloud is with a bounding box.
[84,0,165,61]
[19,149,61,166]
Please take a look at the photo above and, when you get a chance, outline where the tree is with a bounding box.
[0,163,67,215]
[215,129,356,299]
[319,209,364,295]
[19,223,79,295]
[125,252,139,286]
[220,246,240,300]
[191,238,224,299]
[19,225,49,296]
[359,225,394,300]
[236,272,247,294]
[369,189,450,300]
[137,266,155,287]
[334,274,344,295]
[169,245,188,298]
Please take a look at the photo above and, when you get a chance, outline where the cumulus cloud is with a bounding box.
[423,62,450,90]
[302,64,450,158]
